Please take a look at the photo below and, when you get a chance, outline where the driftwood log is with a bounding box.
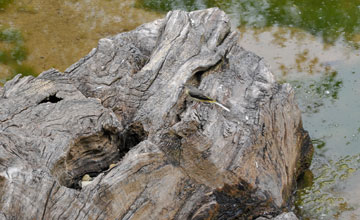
[0,8,312,220]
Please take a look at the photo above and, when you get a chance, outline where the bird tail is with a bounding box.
[214,102,230,112]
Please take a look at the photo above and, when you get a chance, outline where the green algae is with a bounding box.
[0,26,35,85]
[295,154,360,219]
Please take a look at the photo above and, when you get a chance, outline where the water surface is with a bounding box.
[0,0,161,84]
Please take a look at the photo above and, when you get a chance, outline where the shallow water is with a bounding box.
[1,0,360,219]
[0,0,161,83]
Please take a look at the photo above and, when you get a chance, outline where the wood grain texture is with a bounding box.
[0,8,311,220]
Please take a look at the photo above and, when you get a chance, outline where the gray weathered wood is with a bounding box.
[0,8,312,220]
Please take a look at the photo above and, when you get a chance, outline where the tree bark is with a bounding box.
[0,8,312,220]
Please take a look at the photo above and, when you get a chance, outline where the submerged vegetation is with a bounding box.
[290,71,343,114]
[296,154,359,219]
[0,0,12,10]
[0,26,35,85]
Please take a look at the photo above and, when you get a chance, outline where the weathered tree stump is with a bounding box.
[0,8,312,220]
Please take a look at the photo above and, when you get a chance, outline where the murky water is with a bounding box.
[1,0,360,219]
[0,0,161,84]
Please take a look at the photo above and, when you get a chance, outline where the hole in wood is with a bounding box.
[39,94,63,104]
[51,123,148,190]
[119,122,148,157]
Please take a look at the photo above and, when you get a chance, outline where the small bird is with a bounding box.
[184,85,230,112]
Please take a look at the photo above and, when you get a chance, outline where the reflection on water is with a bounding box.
[0,0,162,85]
[237,26,347,79]
[1,0,360,219]
[137,0,360,46]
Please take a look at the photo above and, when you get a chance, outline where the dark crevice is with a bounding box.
[194,70,204,85]
[175,113,182,123]
[41,181,56,220]
[261,123,266,136]
[216,28,231,48]
[51,123,148,190]
[173,94,188,124]
[190,58,224,86]
[212,181,280,220]
[119,122,148,157]
[39,94,63,104]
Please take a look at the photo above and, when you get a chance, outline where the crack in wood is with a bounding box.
[41,181,56,220]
